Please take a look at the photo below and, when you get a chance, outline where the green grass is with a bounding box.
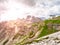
[39,26,57,37]
[45,20,60,24]
[38,20,60,38]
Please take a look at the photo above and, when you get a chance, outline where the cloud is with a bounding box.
[31,0,60,18]
[16,0,36,7]
[0,0,60,21]
[0,0,7,3]
[0,0,35,21]
[14,0,60,19]
[0,0,8,15]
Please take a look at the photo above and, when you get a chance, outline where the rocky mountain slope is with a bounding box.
[0,16,44,45]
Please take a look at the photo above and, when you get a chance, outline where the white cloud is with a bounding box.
[0,0,60,21]
[32,0,60,18]
[0,0,34,21]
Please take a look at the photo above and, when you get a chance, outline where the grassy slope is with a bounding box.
[38,20,60,38]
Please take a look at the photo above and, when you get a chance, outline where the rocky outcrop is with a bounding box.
[26,15,43,23]
[27,31,60,45]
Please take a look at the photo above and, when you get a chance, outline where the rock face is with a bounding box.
[27,31,60,45]
[47,24,60,30]
[26,15,43,23]
[0,16,44,45]
[0,19,31,39]
[0,16,43,37]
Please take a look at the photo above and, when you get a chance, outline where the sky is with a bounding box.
[0,0,60,21]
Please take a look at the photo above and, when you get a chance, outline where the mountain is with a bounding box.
[26,15,43,23]
[0,16,44,45]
